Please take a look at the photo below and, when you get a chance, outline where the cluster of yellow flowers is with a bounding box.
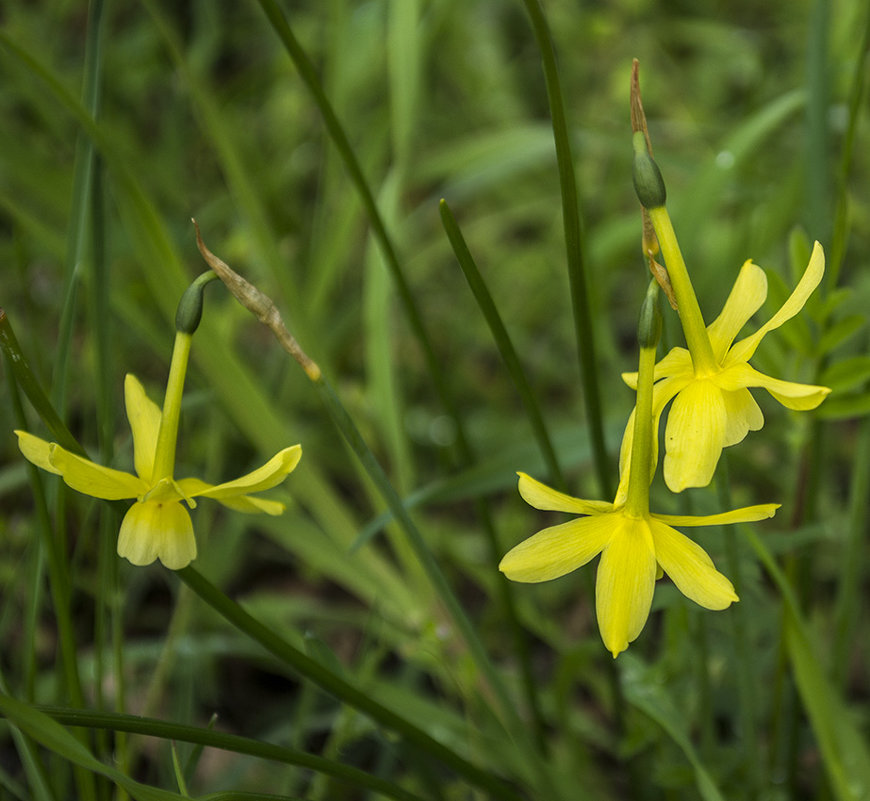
[499,135,830,657]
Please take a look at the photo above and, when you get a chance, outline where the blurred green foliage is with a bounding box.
[1,0,869,799]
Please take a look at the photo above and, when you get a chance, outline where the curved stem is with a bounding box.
[647,207,718,374]
[176,566,525,801]
[518,0,611,498]
[625,345,656,518]
[33,705,427,801]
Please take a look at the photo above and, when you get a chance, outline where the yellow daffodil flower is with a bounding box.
[624,209,830,491]
[500,282,779,657]
[629,135,829,491]
[15,331,301,570]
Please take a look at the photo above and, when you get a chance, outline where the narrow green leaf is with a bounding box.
[0,695,184,801]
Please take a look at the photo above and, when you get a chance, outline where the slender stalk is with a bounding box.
[646,207,718,374]
[518,0,610,498]
[439,199,565,490]
[439,200,557,751]
[1,314,95,801]
[195,229,555,795]
[152,333,193,481]
[34,706,427,801]
[252,0,473,460]
[175,567,524,801]
[230,16,541,740]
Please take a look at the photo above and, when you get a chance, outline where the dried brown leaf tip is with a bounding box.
[193,220,321,381]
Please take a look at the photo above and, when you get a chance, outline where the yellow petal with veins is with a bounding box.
[650,519,738,610]
[517,472,612,515]
[189,445,302,500]
[716,363,830,411]
[499,514,615,583]
[15,430,61,475]
[595,515,657,658]
[125,374,162,483]
[663,379,726,492]
[706,260,768,361]
[726,241,825,364]
[47,444,147,500]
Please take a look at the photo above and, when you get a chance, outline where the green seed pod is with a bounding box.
[632,131,667,209]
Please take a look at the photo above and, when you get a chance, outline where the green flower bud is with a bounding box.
[175,271,217,334]
[632,131,666,209]
[637,279,662,349]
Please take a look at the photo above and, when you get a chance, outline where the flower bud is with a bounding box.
[637,279,661,349]
[632,131,666,209]
[175,271,217,334]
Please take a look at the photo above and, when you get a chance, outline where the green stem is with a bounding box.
[518,0,610,499]
[33,706,427,801]
[252,0,472,461]
[175,567,525,801]
[624,345,655,518]
[439,199,565,490]
[152,332,192,481]
[0,311,86,458]
[647,207,718,375]
[2,345,95,801]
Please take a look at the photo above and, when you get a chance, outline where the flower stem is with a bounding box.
[35,705,429,801]
[647,206,718,375]
[519,0,611,499]
[152,332,192,481]
[175,567,525,801]
[625,345,656,518]
[624,281,660,518]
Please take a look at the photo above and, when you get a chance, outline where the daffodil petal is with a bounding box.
[717,363,831,411]
[47,444,147,500]
[663,379,726,492]
[217,495,286,515]
[117,500,196,569]
[499,514,615,583]
[726,241,825,363]
[706,260,768,360]
[649,519,738,610]
[15,430,61,475]
[622,346,693,388]
[178,477,286,515]
[125,374,162,483]
[517,472,612,515]
[595,515,656,657]
[190,445,302,500]
[721,387,764,447]
[653,503,779,527]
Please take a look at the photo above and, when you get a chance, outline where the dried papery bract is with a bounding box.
[192,219,321,382]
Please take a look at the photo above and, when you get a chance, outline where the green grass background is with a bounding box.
[1,0,869,799]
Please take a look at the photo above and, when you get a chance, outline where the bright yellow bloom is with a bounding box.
[502,473,776,657]
[501,283,779,657]
[624,234,830,492]
[16,342,300,569]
